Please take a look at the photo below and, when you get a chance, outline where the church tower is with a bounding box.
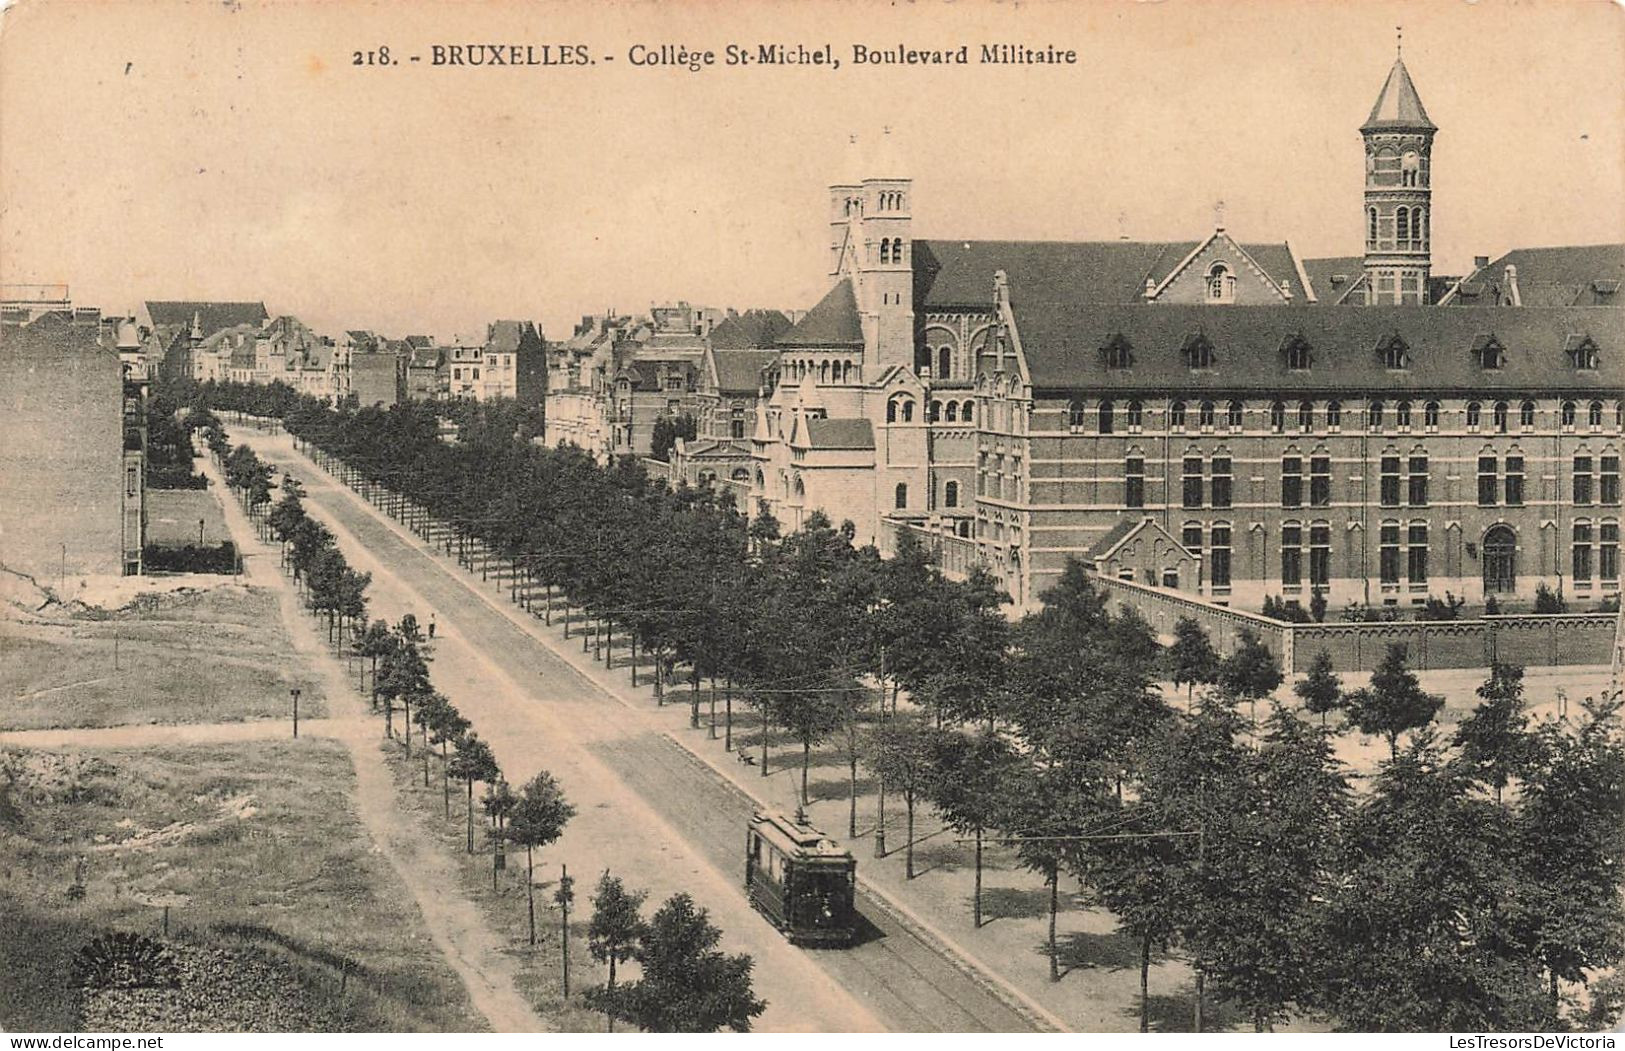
[854,130,914,372]
[1361,44,1436,305]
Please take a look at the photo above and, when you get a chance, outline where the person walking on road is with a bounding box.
[428,612,437,639]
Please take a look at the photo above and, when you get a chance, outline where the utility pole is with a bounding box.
[291,687,301,738]
[556,864,575,997]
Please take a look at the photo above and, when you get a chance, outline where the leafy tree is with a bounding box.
[1219,628,1284,703]
[926,728,1018,928]
[1294,649,1344,728]
[449,732,500,854]
[1452,663,1535,803]
[585,893,765,1032]
[862,715,938,879]
[1167,616,1221,702]
[483,780,517,890]
[588,872,649,1030]
[1344,644,1444,758]
[508,771,577,945]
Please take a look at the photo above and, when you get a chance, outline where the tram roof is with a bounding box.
[751,810,853,860]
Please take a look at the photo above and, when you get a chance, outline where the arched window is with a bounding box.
[1466,401,1482,430]
[819,360,829,384]
[1369,401,1385,431]
[1227,400,1244,431]
[1590,401,1605,429]
[1299,400,1314,432]
[1100,400,1115,434]
[1199,400,1215,430]
[1170,400,1187,429]
[879,240,891,264]
[1206,263,1234,303]
[1396,401,1412,430]
[928,400,941,423]
[1269,400,1286,433]
[891,238,904,264]
[1424,400,1441,430]
[1520,400,1536,429]
[1562,400,1577,429]
[1417,207,1427,246]
[1368,207,1378,245]
[962,401,975,425]
[945,401,958,423]
[731,467,750,482]
[1397,208,1409,243]
[944,481,959,508]
[887,399,898,424]
[1127,400,1143,431]
[895,483,908,509]
[901,399,914,423]
[1068,399,1086,430]
[1493,401,1509,433]
[1327,400,1342,430]
[938,346,952,380]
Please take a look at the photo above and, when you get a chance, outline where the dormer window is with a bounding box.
[1567,334,1600,371]
[1281,334,1313,371]
[1474,334,1507,371]
[1206,264,1235,304]
[1102,334,1134,370]
[1182,332,1216,370]
[1377,334,1410,371]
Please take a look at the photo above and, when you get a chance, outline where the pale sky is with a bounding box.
[2,0,1622,341]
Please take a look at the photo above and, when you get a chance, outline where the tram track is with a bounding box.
[251,437,1041,1033]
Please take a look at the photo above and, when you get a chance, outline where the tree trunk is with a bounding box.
[1194,968,1204,1032]
[527,846,536,945]
[1049,868,1059,981]
[724,681,733,751]
[423,753,430,787]
[760,711,769,774]
[402,697,411,757]
[905,792,916,879]
[466,778,475,853]
[801,739,811,805]
[848,752,859,839]
[709,680,718,740]
[690,675,700,729]
[973,827,983,928]
[384,698,393,738]
[1139,931,1151,1032]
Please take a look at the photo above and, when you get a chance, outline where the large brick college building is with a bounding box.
[738,50,1622,613]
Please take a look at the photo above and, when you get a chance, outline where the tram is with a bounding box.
[744,809,858,947]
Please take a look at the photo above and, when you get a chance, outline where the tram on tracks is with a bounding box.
[744,809,858,947]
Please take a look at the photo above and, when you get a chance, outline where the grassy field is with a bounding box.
[0,739,485,1032]
[145,488,228,549]
[0,582,328,730]
[380,742,607,1032]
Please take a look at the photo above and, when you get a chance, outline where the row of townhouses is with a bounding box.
[544,50,1623,617]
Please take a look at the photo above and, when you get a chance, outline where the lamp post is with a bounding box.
[198,518,206,546]
[291,687,301,738]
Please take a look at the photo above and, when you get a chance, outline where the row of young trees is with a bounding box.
[194,382,1625,1032]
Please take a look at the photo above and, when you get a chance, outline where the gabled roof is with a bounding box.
[912,238,1304,310]
[1012,304,1623,393]
[1084,517,1195,563]
[802,417,874,450]
[710,310,792,349]
[778,279,865,347]
[145,300,268,336]
[711,349,779,393]
[1441,245,1625,307]
[1299,257,1368,305]
[1362,56,1435,132]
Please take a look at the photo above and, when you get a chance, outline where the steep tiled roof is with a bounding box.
[146,301,268,336]
[712,349,778,393]
[1443,245,1624,308]
[1012,304,1623,393]
[618,359,697,393]
[1362,56,1435,131]
[802,416,874,450]
[1300,257,1368,305]
[778,280,864,347]
[711,310,793,349]
[913,238,1302,309]
[486,320,540,354]
[1085,517,1143,561]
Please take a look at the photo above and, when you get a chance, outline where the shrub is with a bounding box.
[1417,592,1465,621]
[1533,583,1567,614]
[71,932,180,989]
[142,542,238,575]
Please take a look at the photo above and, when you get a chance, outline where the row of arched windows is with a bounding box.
[877,191,906,211]
[783,358,857,385]
[927,399,976,424]
[1062,398,1622,435]
[878,238,907,264]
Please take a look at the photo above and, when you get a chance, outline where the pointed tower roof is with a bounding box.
[1362,56,1435,132]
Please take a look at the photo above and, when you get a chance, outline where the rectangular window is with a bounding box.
[1281,524,1303,586]
[1182,525,1203,561]
[1602,455,1620,506]
[1478,456,1498,507]
[1380,523,1401,584]
[1408,455,1429,507]
[1125,457,1145,509]
[1407,523,1428,584]
[1210,525,1232,588]
[1310,456,1331,507]
[1211,456,1232,509]
[1183,457,1203,510]
[1505,456,1525,507]
[1380,455,1401,507]
[1310,524,1331,587]
[1575,456,1594,505]
[1601,524,1619,582]
[1573,523,1594,580]
[1281,456,1303,508]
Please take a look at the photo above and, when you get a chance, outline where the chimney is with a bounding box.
[1143,277,1157,301]
[1280,279,1294,302]
[1504,264,1522,307]
[1474,255,1490,270]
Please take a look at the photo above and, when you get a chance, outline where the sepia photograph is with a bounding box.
[1,0,1623,1039]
